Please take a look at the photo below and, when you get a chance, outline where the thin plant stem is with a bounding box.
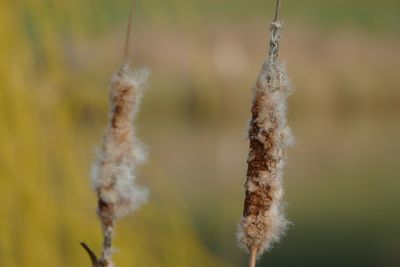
[124,0,135,61]
[274,0,281,22]
[248,248,257,267]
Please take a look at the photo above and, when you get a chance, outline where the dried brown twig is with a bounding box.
[238,0,294,266]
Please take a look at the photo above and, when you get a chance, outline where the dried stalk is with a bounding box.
[124,0,135,61]
[238,0,293,264]
[80,242,99,267]
[248,248,257,267]
[81,1,149,266]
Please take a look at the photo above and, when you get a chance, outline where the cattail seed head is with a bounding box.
[92,63,149,221]
[91,63,150,265]
[238,18,293,256]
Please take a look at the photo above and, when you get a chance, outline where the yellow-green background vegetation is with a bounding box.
[1,0,399,266]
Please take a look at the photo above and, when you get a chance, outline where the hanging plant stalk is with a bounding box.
[238,1,294,266]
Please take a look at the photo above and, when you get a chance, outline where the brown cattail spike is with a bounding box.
[90,63,149,267]
[82,1,149,267]
[238,0,293,262]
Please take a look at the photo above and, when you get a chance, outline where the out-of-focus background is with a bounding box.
[1,0,400,266]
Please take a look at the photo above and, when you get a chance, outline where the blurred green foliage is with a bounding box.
[1,0,400,266]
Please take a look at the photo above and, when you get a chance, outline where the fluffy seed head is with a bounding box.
[90,63,150,265]
[92,63,149,221]
[238,19,293,256]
